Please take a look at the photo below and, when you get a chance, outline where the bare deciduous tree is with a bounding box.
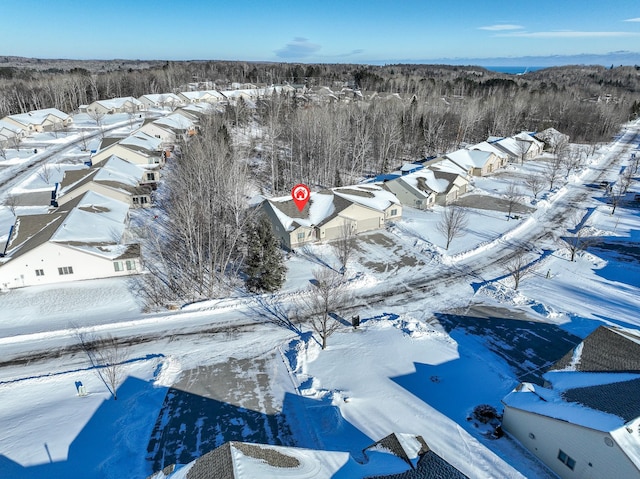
[543,157,563,191]
[608,181,625,215]
[302,267,349,350]
[331,220,356,274]
[87,109,105,137]
[503,247,532,290]
[523,172,545,200]
[558,216,594,261]
[504,181,523,221]
[77,332,127,400]
[4,193,19,216]
[437,206,468,250]
[38,163,53,185]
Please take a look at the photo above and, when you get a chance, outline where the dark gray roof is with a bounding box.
[366,450,469,479]
[563,377,640,423]
[364,434,468,479]
[186,442,234,479]
[550,326,640,373]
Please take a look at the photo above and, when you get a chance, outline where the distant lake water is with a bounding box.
[484,66,546,74]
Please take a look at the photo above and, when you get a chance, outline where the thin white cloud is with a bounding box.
[497,30,640,38]
[479,24,524,31]
[275,37,321,59]
[624,17,640,22]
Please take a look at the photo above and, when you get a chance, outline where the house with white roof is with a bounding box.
[138,114,197,145]
[490,132,544,162]
[502,326,640,479]
[0,191,140,289]
[261,185,402,250]
[3,108,72,133]
[86,97,144,115]
[56,156,153,208]
[0,119,26,147]
[444,148,502,177]
[422,156,470,179]
[177,90,227,105]
[138,93,184,110]
[91,132,165,167]
[468,141,510,167]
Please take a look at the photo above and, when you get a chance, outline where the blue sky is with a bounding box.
[2,0,639,63]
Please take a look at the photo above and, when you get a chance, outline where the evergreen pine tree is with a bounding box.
[244,216,287,292]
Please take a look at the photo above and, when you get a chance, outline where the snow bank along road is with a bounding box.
[1,121,639,366]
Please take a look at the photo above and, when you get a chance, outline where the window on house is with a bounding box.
[146,173,155,181]
[558,450,576,470]
[141,197,148,204]
[297,232,305,241]
[58,266,74,275]
[133,197,140,204]
[126,260,135,271]
[390,209,398,216]
[113,262,124,272]
[35,269,44,276]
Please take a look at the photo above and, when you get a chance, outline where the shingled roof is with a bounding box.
[550,326,640,373]
[563,377,640,423]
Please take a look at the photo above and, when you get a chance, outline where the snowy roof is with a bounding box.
[425,157,469,176]
[469,141,509,159]
[391,169,449,195]
[94,96,143,109]
[120,131,163,152]
[332,184,400,212]
[151,439,430,479]
[2,191,131,262]
[154,113,195,131]
[400,163,423,173]
[503,374,640,432]
[445,148,494,169]
[550,326,640,373]
[139,93,183,103]
[7,108,70,126]
[266,191,336,231]
[264,184,399,233]
[0,119,24,134]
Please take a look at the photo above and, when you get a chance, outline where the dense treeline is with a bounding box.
[0,60,637,128]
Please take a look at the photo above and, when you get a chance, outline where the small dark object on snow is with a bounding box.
[473,404,500,424]
[352,315,360,329]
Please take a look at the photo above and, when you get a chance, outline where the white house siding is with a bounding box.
[502,407,640,479]
[0,242,139,289]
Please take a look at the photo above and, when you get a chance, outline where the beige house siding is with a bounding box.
[288,226,316,250]
[503,406,640,479]
[57,182,130,207]
[91,144,163,167]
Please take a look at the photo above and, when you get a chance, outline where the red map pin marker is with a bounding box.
[291,183,311,211]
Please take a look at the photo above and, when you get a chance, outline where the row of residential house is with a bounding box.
[0,104,203,290]
[260,130,546,250]
[0,84,294,148]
